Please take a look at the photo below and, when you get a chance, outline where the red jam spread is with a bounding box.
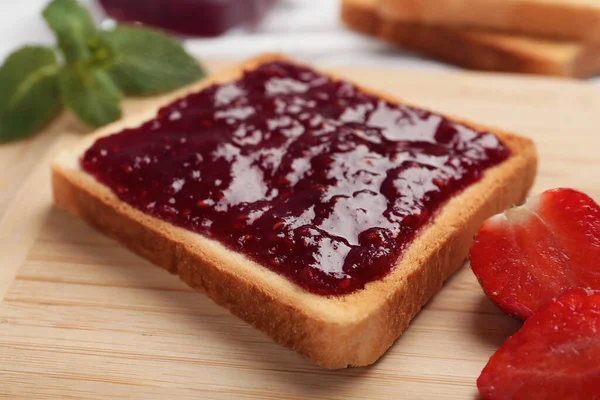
[81,61,510,296]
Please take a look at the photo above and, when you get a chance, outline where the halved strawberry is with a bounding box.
[477,288,600,400]
[470,188,600,319]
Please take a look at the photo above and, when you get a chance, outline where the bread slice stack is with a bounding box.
[342,0,600,78]
[53,54,537,368]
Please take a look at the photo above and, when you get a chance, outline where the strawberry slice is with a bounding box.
[470,188,600,319]
[477,288,600,400]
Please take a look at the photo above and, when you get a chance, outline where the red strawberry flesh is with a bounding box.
[470,188,600,319]
[477,288,600,400]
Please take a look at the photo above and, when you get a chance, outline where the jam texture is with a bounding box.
[81,61,510,296]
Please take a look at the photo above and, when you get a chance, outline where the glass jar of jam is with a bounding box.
[98,0,278,37]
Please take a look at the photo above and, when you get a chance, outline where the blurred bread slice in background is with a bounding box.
[341,0,600,78]
[342,0,381,35]
[379,0,600,42]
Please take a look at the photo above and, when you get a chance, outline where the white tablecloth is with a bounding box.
[2,0,599,84]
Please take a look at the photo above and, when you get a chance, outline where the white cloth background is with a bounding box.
[2,0,599,84]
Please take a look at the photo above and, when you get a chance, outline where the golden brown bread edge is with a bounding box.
[342,0,600,78]
[378,0,600,43]
[52,53,538,369]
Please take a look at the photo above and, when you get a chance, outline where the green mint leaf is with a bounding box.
[43,0,97,63]
[102,25,206,95]
[59,66,122,128]
[0,46,61,143]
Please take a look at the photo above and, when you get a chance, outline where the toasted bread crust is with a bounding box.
[342,0,600,78]
[379,0,600,43]
[52,54,537,368]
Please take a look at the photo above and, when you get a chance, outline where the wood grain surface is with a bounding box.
[1,60,599,400]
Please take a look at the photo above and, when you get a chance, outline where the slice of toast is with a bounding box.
[52,54,537,369]
[342,0,600,78]
[379,0,600,42]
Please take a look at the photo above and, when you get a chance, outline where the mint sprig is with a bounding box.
[0,0,206,143]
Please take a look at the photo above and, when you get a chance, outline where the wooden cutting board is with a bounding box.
[1,60,599,400]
